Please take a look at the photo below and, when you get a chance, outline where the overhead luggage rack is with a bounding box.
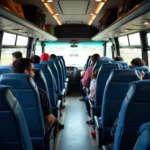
[0,6,57,41]
[92,1,150,41]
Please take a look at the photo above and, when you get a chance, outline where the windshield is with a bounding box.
[45,42,104,69]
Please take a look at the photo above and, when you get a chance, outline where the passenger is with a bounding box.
[50,54,57,59]
[130,57,146,67]
[12,51,22,63]
[80,54,100,101]
[85,70,98,125]
[12,58,64,138]
[114,56,124,61]
[31,55,40,63]
[40,53,50,61]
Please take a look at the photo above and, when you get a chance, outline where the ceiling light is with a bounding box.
[144,20,149,25]
[29,34,32,36]
[54,13,59,16]
[125,29,129,32]
[90,13,95,16]
[115,34,118,36]
[42,0,53,3]
[95,0,102,1]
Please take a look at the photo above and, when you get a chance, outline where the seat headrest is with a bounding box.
[129,80,150,103]
[130,66,149,73]
[0,73,36,89]
[34,69,46,82]
[101,56,113,61]
[34,64,50,73]
[96,60,110,64]
[110,69,140,82]
[99,64,121,73]
[0,66,12,74]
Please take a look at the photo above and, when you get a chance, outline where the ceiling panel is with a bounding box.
[59,1,90,15]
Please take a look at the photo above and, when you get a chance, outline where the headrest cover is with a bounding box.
[130,66,149,72]
[0,73,36,89]
[99,64,121,73]
[110,69,140,82]
[34,64,50,73]
[0,66,12,74]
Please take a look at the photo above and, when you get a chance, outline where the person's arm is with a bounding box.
[82,67,92,87]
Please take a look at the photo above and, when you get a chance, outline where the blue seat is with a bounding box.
[34,68,61,118]
[34,64,58,109]
[0,66,12,74]
[113,61,128,68]
[0,74,46,149]
[130,66,149,73]
[95,69,140,147]
[85,56,92,70]
[93,61,110,72]
[90,64,121,122]
[134,122,150,150]
[101,56,113,61]
[0,85,33,150]
[114,80,150,150]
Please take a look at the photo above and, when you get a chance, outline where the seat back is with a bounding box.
[93,60,110,72]
[101,56,113,61]
[0,85,33,150]
[49,59,64,89]
[130,66,149,73]
[94,64,121,115]
[134,122,150,150]
[0,74,45,148]
[114,80,150,150]
[57,58,65,83]
[34,63,56,107]
[101,69,140,138]
[113,61,128,68]
[0,66,12,74]
[85,56,92,70]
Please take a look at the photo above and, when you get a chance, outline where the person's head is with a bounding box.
[92,69,99,80]
[130,58,146,67]
[12,51,22,63]
[40,53,50,61]
[12,58,35,78]
[50,54,57,59]
[91,54,101,66]
[114,56,124,61]
[31,55,40,64]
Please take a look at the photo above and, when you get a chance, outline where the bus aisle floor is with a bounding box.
[54,93,97,150]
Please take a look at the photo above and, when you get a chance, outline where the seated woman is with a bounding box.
[80,54,100,101]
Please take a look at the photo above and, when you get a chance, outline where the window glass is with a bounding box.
[147,33,150,46]
[118,36,129,46]
[35,42,42,56]
[106,42,112,58]
[120,48,142,64]
[2,32,16,46]
[16,36,28,46]
[1,48,27,65]
[129,33,141,46]
[45,42,104,69]
[148,51,150,66]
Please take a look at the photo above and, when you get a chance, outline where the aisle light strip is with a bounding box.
[43,3,62,25]
[88,1,105,25]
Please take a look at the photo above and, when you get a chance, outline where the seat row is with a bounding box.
[0,56,68,150]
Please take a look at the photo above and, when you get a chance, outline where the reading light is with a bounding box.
[144,20,149,25]
[90,13,95,16]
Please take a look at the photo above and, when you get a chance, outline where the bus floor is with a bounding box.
[54,93,97,150]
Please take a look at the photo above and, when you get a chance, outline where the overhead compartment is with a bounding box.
[0,6,57,41]
[92,1,150,41]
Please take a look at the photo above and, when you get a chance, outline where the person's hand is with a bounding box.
[81,70,85,77]
[140,71,145,79]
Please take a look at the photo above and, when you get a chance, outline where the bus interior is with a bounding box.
[0,0,150,150]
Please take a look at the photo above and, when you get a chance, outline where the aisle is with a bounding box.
[55,94,97,150]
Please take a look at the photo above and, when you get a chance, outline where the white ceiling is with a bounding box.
[19,0,121,28]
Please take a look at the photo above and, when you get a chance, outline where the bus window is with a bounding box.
[118,36,129,46]
[2,32,16,46]
[120,48,142,64]
[0,48,27,65]
[106,42,112,58]
[16,36,28,46]
[147,33,150,46]
[35,42,42,56]
[128,33,141,46]
[45,42,104,69]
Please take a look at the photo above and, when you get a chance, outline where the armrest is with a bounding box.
[61,88,66,96]
[102,145,109,150]
[94,116,101,129]
[57,100,61,109]
[89,100,94,109]
[65,78,69,82]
